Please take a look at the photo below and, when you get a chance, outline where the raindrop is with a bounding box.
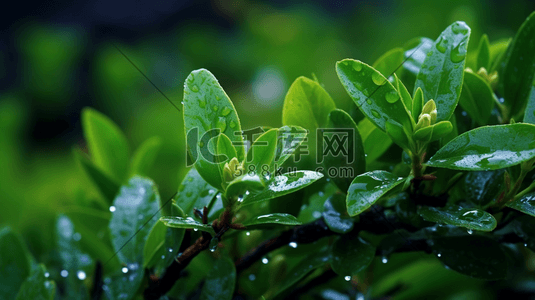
[382,257,388,264]
[61,270,69,277]
[437,253,442,258]
[248,274,256,281]
[168,248,173,253]
[371,110,380,118]
[191,85,199,92]
[237,195,244,203]
[77,271,86,280]
[312,211,322,219]
[451,21,469,35]
[366,99,372,105]
[221,107,231,116]
[109,206,116,212]
[73,232,81,241]
[289,242,298,248]
[385,91,399,103]
[525,243,528,247]
[246,231,251,236]
[371,72,386,86]
[461,111,468,116]
[198,99,206,108]
[344,276,351,281]
[161,255,165,259]
[353,62,362,72]
[229,121,236,128]
[467,229,473,235]
[193,228,199,232]
[262,258,269,264]
[44,272,50,278]
[217,117,227,132]
[245,190,250,196]
[318,191,324,197]
[451,40,467,63]
[212,105,219,112]
[436,35,448,53]
[121,267,128,274]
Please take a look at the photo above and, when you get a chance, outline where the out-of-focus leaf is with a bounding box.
[160,216,216,235]
[109,177,160,263]
[322,193,354,234]
[430,235,508,280]
[372,47,404,77]
[175,169,217,218]
[242,213,301,229]
[459,71,495,126]
[358,118,392,163]
[102,264,144,300]
[426,124,535,170]
[336,59,412,132]
[402,37,434,76]
[523,82,535,124]
[82,108,130,182]
[346,171,404,217]
[241,171,323,206]
[15,264,55,300]
[331,236,375,276]
[414,21,471,122]
[512,215,535,252]
[507,192,535,217]
[0,227,31,299]
[499,11,535,119]
[73,148,120,203]
[130,136,162,177]
[199,257,236,300]
[244,129,278,177]
[282,76,336,132]
[418,206,496,232]
[476,34,490,70]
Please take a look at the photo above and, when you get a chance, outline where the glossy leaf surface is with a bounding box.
[459,71,495,126]
[15,264,55,300]
[175,169,216,218]
[242,213,301,228]
[418,206,496,231]
[331,236,375,276]
[0,228,31,299]
[160,216,216,235]
[199,257,236,300]
[322,193,354,234]
[130,136,162,177]
[507,192,535,217]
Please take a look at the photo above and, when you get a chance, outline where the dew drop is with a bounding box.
[168,248,173,253]
[198,99,206,108]
[229,120,236,129]
[191,85,199,92]
[73,232,81,241]
[371,72,386,86]
[385,91,399,103]
[371,110,380,118]
[212,105,219,112]
[248,274,256,281]
[353,61,362,72]
[525,243,528,247]
[61,270,69,277]
[245,190,250,196]
[436,35,448,53]
[451,21,469,35]
[427,50,434,56]
[366,99,372,105]
[344,276,351,281]
[382,257,388,264]
[221,107,231,116]
[262,258,269,264]
[209,238,218,252]
[77,270,87,280]
[121,267,128,274]
[109,206,116,212]
[246,231,251,236]
[289,242,298,248]
[44,272,50,278]
[451,40,467,63]
[186,191,193,197]
[217,117,227,132]
[437,253,442,258]
[237,195,244,203]
[467,229,473,235]
[161,255,165,259]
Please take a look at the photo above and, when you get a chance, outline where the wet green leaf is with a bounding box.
[225,174,265,202]
[331,236,375,276]
[175,169,216,218]
[358,118,392,163]
[403,37,434,76]
[476,34,490,70]
[395,74,413,115]
[130,136,162,177]
[323,193,354,234]
[15,264,55,300]
[414,21,471,122]
[499,11,535,119]
[242,213,301,228]
[102,263,144,300]
[282,76,336,132]
[323,109,366,190]
[240,171,323,206]
[459,71,495,126]
[190,125,224,191]
[464,170,505,207]
[346,171,405,217]
[0,227,31,299]
[418,206,496,231]
[200,257,236,300]
[512,215,535,251]
[431,235,508,280]
[426,124,535,170]
[337,59,412,132]
[109,177,160,263]
[506,192,535,217]
[372,47,404,77]
[523,82,535,124]
[73,148,120,203]
[244,129,278,177]
[160,216,216,235]
[272,126,308,169]
[82,108,130,182]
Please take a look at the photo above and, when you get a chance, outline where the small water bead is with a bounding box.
[161,255,165,259]
[451,21,469,35]
[220,107,231,116]
[168,248,173,253]
[229,121,236,128]
[427,50,434,56]
[217,117,227,131]
[467,229,473,235]
[437,253,442,258]
[44,272,50,278]
[61,270,69,277]
[186,191,193,197]
[353,62,362,72]
[198,99,206,108]
[191,85,199,92]
[77,271,87,280]
[451,40,468,63]
[366,99,372,105]
[212,105,219,112]
[436,35,448,53]
[215,95,221,100]
[381,257,388,264]
[248,274,256,281]
[371,72,386,86]
[385,91,399,103]
[246,231,251,236]
[237,195,244,203]
[371,110,380,118]
[109,206,116,212]
[245,190,250,196]
[289,242,298,248]
[122,267,128,274]
[344,276,351,281]
[262,258,269,264]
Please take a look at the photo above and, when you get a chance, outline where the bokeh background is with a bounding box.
[1,0,534,260]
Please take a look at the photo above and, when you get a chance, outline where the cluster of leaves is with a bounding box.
[3,12,535,300]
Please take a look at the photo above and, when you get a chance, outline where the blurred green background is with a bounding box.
[1,0,534,261]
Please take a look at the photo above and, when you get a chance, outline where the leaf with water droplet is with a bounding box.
[430,235,507,280]
[331,236,375,276]
[498,12,535,120]
[175,169,216,218]
[272,125,308,170]
[418,206,496,231]
[243,128,278,179]
[199,257,236,300]
[323,193,355,234]
[160,216,216,235]
[15,264,55,300]
[463,170,505,207]
[507,192,535,217]
[73,148,120,204]
[414,21,471,122]
[459,71,495,126]
[358,118,392,164]
[0,227,32,299]
[476,34,490,70]
[372,47,405,78]
[337,59,413,132]
[130,136,162,178]
[346,171,405,217]
[426,123,535,170]
[242,213,301,229]
[523,80,535,125]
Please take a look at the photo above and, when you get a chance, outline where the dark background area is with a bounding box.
[1,0,534,258]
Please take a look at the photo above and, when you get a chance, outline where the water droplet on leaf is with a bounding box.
[372,72,386,86]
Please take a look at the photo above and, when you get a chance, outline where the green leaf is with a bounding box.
[385,119,411,151]
[476,34,490,70]
[414,21,471,122]
[412,87,424,121]
[130,136,162,177]
[512,215,535,251]
[82,108,130,182]
[244,129,278,177]
[242,213,301,229]
[489,38,511,73]
[217,133,237,163]
[358,118,392,163]
[499,12,535,119]
[372,47,405,77]
[464,170,505,207]
[143,202,186,269]
[109,176,160,263]
[336,59,412,131]
[506,192,535,217]
[426,124,535,171]
[395,74,413,114]
[346,171,404,217]
[418,206,496,231]
[523,82,535,124]
[331,236,375,276]
[282,76,336,132]
[403,37,434,76]
[73,148,120,203]
[323,109,366,191]
[160,216,216,235]
[224,174,265,203]
[199,257,236,300]
[102,264,144,300]
[15,264,55,300]
[184,69,244,189]
[175,169,217,218]
[430,235,508,280]
[459,71,495,126]
[0,227,31,299]
[272,126,307,168]
[240,171,323,206]
[323,193,354,234]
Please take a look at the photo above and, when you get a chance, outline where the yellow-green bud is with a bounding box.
[415,114,431,132]
[477,67,488,77]
[223,157,242,182]
[422,100,437,124]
